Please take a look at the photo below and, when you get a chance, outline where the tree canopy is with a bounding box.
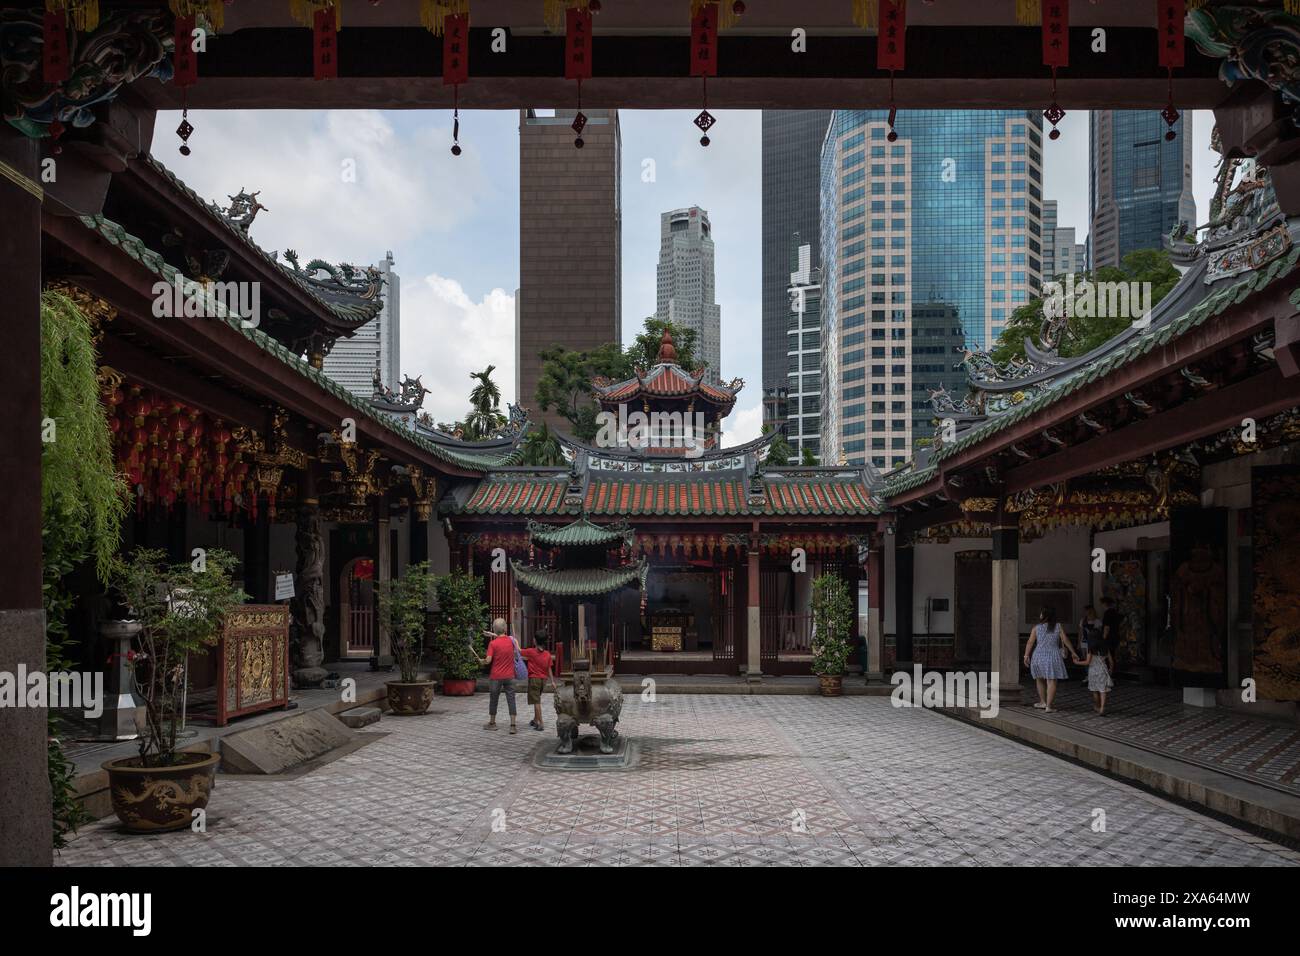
[990,248,1180,366]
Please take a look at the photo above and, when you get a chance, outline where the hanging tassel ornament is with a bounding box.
[169,1,225,32]
[690,2,719,146]
[1041,1,1069,140]
[1016,0,1039,25]
[44,0,99,32]
[851,1,878,30]
[422,1,470,36]
[544,1,591,34]
[289,0,340,28]
[565,4,593,147]
[694,0,743,30]
[877,1,906,142]
[176,95,194,156]
[1156,0,1185,141]
[441,10,470,154]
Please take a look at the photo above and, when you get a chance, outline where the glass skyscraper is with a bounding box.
[820,110,1045,469]
[1088,110,1195,269]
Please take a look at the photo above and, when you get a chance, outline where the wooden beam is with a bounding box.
[1005,368,1300,492]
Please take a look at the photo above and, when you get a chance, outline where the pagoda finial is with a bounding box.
[657,328,677,364]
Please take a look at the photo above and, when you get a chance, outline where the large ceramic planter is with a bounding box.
[102,751,220,833]
[441,678,477,696]
[386,679,436,715]
[818,674,844,697]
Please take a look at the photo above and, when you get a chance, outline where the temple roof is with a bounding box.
[509,559,648,597]
[527,517,633,548]
[592,329,742,411]
[75,213,522,475]
[450,465,881,518]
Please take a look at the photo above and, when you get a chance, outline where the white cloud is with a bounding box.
[399,273,516,426]
[153,109,496,268]
[723,398,763,450]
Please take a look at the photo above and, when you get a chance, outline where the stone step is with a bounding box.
[337,706,382,729]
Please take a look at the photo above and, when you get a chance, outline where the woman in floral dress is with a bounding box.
[1022,606,1077,713]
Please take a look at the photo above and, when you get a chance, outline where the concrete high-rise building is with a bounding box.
[1088,110,1195,270]
[785,239,822,462]
[1051,226,1087,277]
[762,110,832,426]
[820,110,1046,470]
[1042,199,1059,277]
[656,206,721,384]
[322,251,400,398]
[517,108,621,430]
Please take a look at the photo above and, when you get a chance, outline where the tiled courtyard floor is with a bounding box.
[58,695,1300,866]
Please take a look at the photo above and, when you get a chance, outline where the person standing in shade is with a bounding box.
[1078,604,1103,674]
[520,636,555,732]
[1101,595,1124,659]
[477,618,519,734]
[1022,606,1077,713]
[1073,624,1115,716]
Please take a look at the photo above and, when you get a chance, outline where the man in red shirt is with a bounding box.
[520,637,555,732]
[477,618,519,733]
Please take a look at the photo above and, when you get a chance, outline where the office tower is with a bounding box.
[1088,110,1195,270]
[910,304,966,445]
[1051,226,1086,277]
[323,251,400,398]
[821,110,1046,470]
[1042,199,1059,277]
[517,108,622,430]
[762,110,833,427]
[785,239,822,463]
[656,206,721,384]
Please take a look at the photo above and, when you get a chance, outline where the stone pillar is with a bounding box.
[0,129,52,865]
[991,507,1022,703]
[866,540,885,682]
[372,496,392,667]
[291,470,327,687]
[745,534,762,681]
[893,538,915,672]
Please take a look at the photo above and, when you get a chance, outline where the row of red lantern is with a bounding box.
[101,382,272,520]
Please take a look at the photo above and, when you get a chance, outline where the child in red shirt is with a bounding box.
[520,639,555,731]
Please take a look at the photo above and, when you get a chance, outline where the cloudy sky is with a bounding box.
[154,107,1220,448]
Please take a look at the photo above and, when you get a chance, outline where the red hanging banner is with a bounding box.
[443,13,469,85]
[313,8,337,80]
[565,6,593,80]
[1156,0,1185,69]
[1041,0,1069,68]
[42,11,69,84]
[174,14,198,88]
[690,2,718,78]
[877,0,906,72]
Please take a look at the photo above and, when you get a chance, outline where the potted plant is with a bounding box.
[434,569,487,696]
[102,548,246,832]
[811,572,855,697]
[378,560,437,715]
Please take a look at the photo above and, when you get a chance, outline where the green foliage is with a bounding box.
[991,248,1181,366]
[629,318,702,371]
[810,573,855,677]
[40,290,127,848]
[762,423,795,465]
[800,445,817,466]
[433,570,488,681]
[460,365,507,440]
[533,318,703,442]
[377,561,435,683]
[108,549,246,766]
[519,422,566,466]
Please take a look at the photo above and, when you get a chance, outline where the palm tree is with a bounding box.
[463,365,506,439]
[800,445,817,466]
[520,423,566,466]
[761,423,795,465]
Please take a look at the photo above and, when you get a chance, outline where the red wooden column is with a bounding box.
[866,534,886,682]
[0,128,52,864]
[745,526,762,681]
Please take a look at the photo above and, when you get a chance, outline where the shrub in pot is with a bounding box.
[103,548,245,832]
[811,572,855,697]
[434,569,487,696]
[378,561,437,715]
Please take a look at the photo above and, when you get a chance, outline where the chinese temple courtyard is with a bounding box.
[56,696,1299,867]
